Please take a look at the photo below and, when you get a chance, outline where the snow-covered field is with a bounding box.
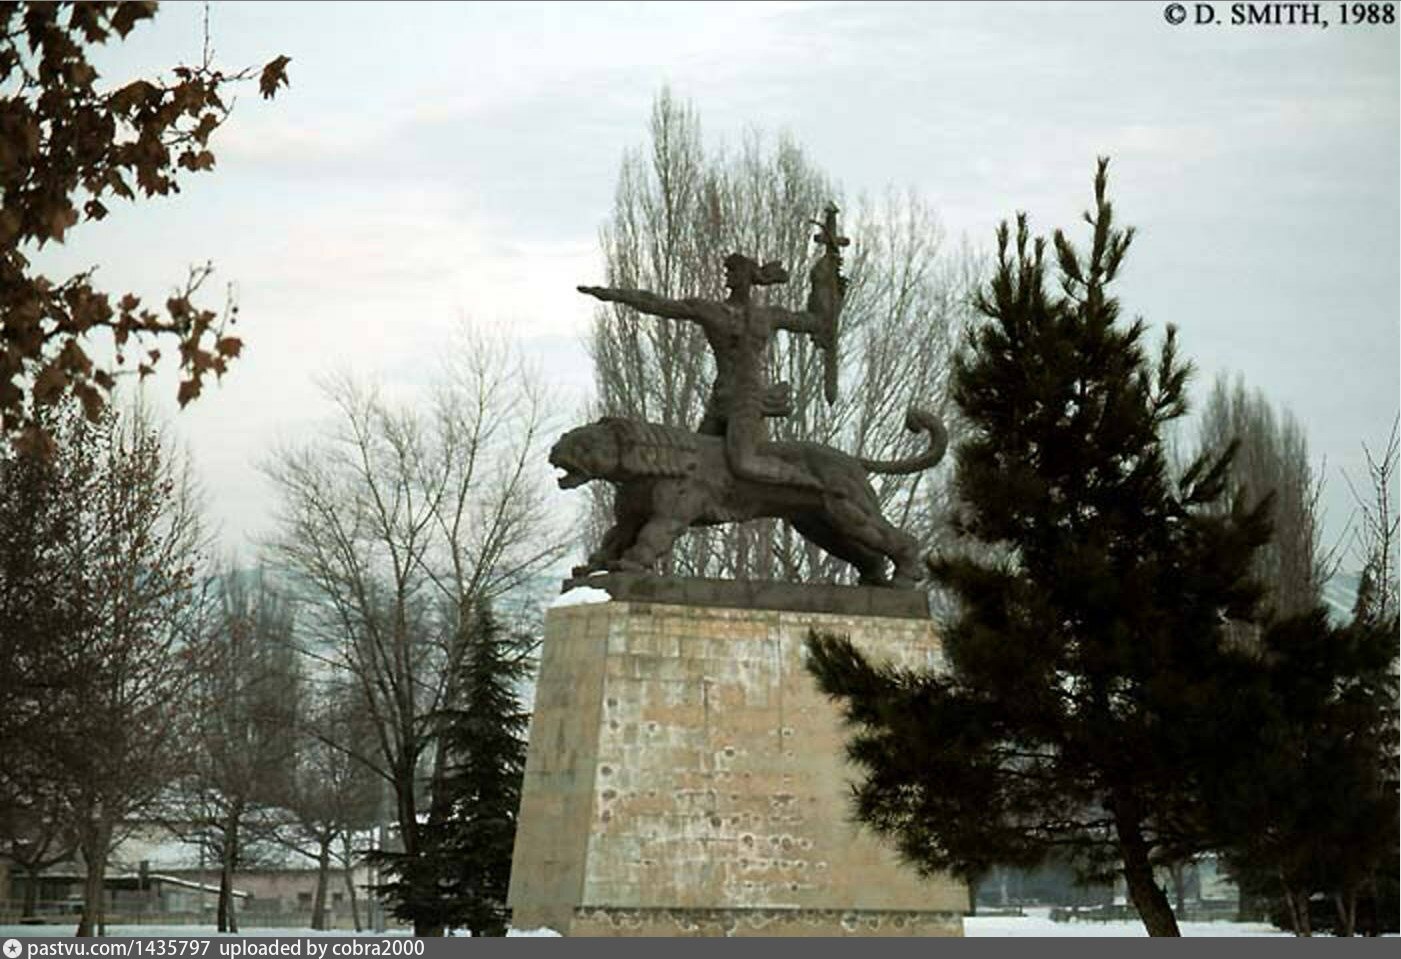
[3,909,1291,937]
[964,907,1290,937]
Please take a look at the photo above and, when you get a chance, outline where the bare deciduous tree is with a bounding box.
[0,403,89,916]
[0,399,208,936]
[69,403,207,937]
[588,89,978,583]
[1346,417,1399,622]
[1197,374,1331,622]
[279,687,382,931]
[167,567,299,933]
[261,332,568,936]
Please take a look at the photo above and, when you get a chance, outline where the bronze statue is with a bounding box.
[551,409,946,588]
[566,205,946,589]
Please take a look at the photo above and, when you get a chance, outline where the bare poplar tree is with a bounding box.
[261,332,568,936]
[1197,374,1330,622]
[169,567,299,933]
[587,89,976,583]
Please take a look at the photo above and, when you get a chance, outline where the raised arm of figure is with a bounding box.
[577,286,712,324]
[756,304,825,337]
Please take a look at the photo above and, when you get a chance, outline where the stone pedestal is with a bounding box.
[507,587,968,936]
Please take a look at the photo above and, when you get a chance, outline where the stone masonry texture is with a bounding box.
[507,599,968,936]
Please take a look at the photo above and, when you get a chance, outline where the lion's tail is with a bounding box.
[858,407,948,475]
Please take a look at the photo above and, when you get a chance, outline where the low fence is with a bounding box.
[0,899,84,923]
[1050,902,1241,923]
[0,901,387,931]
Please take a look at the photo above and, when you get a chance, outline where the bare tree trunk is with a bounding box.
[311,835,332,930]
[1294,891,1312,936]
[1334,890,1357,937]
[395,777,418,863]
[343,850,362,933]
[1113,800,1180,936]
[1280,880,1301,935]
[218,807,240,934]
[394,778,443,938]
[1169,861,1187,915]
[22,865,40,917]
[1279,873,1311,937]
[1362,877,1380,936]
[75,819,110,938]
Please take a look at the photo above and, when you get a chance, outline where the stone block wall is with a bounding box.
[508,599,967,936]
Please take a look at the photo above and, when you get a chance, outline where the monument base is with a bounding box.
[507,591,967,937]
[561,571,931,619]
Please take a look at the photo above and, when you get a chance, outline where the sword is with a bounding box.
[810,202,849,405]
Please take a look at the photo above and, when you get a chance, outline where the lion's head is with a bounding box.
[549,421,623,489]
[550,418,701,490]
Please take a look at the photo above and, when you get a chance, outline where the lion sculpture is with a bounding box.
[550,408,947,588]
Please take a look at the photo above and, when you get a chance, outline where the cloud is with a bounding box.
[36,1,1395,562]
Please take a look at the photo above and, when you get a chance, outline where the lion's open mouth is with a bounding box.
[556,466,589,490]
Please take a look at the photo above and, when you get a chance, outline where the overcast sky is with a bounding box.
[36,1,1399,567]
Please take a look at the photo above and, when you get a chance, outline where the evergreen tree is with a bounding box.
[1184,382,1395,937]
[369,603,531,936]
[806,159,1272,936]
[1207,596,1397,935]
[432,603,532,936]
[1207,521,1398,935]
[1307,579,1397,937]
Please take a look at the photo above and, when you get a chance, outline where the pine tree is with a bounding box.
[1307,579,1397,937]
[1210,428,1395,935]
[806,159,1273,936]
[369,602,531,936]
[1205,594,1398,936]
[1207,503,1398,936]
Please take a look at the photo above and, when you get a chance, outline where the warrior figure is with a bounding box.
[578,206,847,491]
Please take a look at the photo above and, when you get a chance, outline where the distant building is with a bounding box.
[1,823,384,930]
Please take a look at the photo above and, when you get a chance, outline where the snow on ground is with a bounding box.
[964,907,1290,937]
[5,911,1287,937]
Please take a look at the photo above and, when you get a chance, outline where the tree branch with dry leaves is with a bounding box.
[0,1,290,454]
